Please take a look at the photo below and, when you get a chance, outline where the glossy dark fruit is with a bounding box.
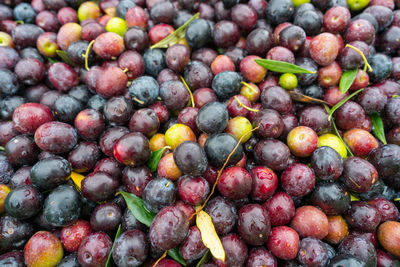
[254,139,290,171]
[237,204,270,246]
[368,53,393,83]
[364,5,393,31]
[218,167,252,200]
[12,24,44,49]
[179,226,207,262]
[378,221,400,258]
[310,33,339,66]
[311,146,343,180]
[90,203,121,233]
[204,196,237,235]
[328,255,367,267]
[377,249,400,267]
[250,166,278,202]
[204,133,243,168]
[337,235,377,267]
[196,102,229,135]
[149,205,189,251]
[81,171,119,202]
[99,127,130,157]
[4,185,42,220]
[128,75,159,108]
[56,252,80,267]
[343,129,378,157]
[173,141,207,177]
[121,208,146,232]
[48,62,79,93]
[185,18,211,49]
[267,226,299,260]
[368,144,400,182]
[30,156,71,191]
[369,197,399,222]
[212,71,242,100]
[143,177,176,213]
[53,95,84,123]
[43,184,81,227]
[281,163,315,197]
[253,109,284,139]
[213,20,240,48]
[0,251,25,266]
[246,28,273,56]
[0,121,19,147]
[386,97,400,125]
[246,248,277,267]
[142,48,166,77]
[0,215,34,251]
[213,233,248,267]
[338,41,370,70]
[112,229,148,267]
[74,109,105,140]
[0,96,25,121]
[291,205,329,239]
[184,60,213,90]
[345,201,381,232]
[129,108,160,138]
[159,81,190,111]
[113,132,150,166]
[311,182,350,215]
[342,157,378,193]
[103,96,134,126]
[266,0,294,25]
[297,237,329,267]
[263,192,295,226]
[34,121,78,154]
[77,232,112,267]
[333,101,366,130]
[60,219,92,252]
[24,231,64,267]
[178,175,209,206]
[5,135,38,166]
[294,9,322,36]
[122,165,152,197]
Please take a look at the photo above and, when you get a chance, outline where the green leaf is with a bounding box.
[105,224,122,267]
[370,113,387,144]
[56,50,75,66]
[118,191,156,227]
[46,57,59,64]
[254,59,317,74]
[151,13,199,49]
[147,146,170,172]
[328,88,364,121]
[196,250,211,267]
[0,146,4,151]
[168,247,186,266]
[393,95,400,98]
[118,191,186,266]
[339,69,358,94]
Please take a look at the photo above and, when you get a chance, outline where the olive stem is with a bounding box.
[152,250,167,267]
[84,40,95,71]
[345,44,373,79]
[189,126,260,221]
[234,96,259,112]
[180,75,195,108]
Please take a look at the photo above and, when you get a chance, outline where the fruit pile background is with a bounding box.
[1,0,400,266]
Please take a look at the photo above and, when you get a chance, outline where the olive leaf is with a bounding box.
[196,210,225,262]
[46,57,59,64]
[0,146,4,151]
[328,88,364,121]
[56,50,75,66]
[118,191,155,227]
[168,247,186,266]
[370,113,387,145]
[393,95,400,98]
[331,117,354,157]
[69,171,85,191]
[147,146,170,172]
[119,191,187,265]
[288,91,331,106]
[339,69,358,94]
[196,250,211,267]
[254,59,316,74]
[105,224,122,267]
[151,13,200,49]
